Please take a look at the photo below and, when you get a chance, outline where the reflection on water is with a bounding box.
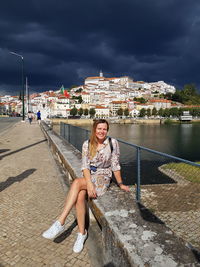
[53,123,200,185]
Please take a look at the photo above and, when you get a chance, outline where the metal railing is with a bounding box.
[60,122,200,251]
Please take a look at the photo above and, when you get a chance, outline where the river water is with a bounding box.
[55,123,200,185]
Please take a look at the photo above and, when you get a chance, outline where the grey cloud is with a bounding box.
[0,0,200,94]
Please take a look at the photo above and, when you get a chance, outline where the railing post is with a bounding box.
[60,122,63,137]
[86,130,89,140]
[136,147,141,202]
[68,124,70,143]
[63,123,66,139]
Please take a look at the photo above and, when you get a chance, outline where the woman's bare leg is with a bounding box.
[75,190,87,234]
[58,178,87,225]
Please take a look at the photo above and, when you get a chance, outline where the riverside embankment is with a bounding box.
[49,117,200,127]
[50,118,162,126]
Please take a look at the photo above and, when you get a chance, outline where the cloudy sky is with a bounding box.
[1,0,200,95]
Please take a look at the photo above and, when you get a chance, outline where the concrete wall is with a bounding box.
[49,118,162,125]
[40,121,199,267]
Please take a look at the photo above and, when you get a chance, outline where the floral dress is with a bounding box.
[81,137,121,196]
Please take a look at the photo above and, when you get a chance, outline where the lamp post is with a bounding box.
[10,51,25,120]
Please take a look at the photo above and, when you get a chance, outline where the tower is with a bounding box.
[99,70,103,77]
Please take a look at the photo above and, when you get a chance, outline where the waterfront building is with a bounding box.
[149,99,172,109]
[95,105,110,118]
[180,111,193,121]
[110,100,128,116]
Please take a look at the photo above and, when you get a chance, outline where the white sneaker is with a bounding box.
[42,220,65,239]
[73,230,87,253]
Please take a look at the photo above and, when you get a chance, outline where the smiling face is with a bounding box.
[95,122,108,142]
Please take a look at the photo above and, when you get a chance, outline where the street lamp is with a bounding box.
[10,51,25,120]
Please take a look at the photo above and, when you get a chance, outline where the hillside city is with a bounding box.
[0,71,199,119]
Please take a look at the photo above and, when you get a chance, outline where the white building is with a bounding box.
[95,106,110,118]
[149,81,176,94]
[149,99,172,109]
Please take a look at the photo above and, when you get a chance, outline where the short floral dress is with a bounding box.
[81,137,121,196]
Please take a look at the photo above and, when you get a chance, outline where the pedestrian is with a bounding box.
[27,111,33,124]
[37,110,41,124]
[42,119,130,253]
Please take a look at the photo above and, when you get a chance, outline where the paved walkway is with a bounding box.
[0,121,91,267]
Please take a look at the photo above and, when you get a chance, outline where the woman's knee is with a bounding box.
[72,178,81,189]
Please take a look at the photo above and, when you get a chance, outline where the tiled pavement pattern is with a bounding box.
[0,121,91,267]
[141,184,200,250]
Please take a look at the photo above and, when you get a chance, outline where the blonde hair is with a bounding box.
[89,119,109,158]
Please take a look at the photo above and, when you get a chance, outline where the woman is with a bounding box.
[42,119,130,253]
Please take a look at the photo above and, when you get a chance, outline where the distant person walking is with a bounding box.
[27,111,33,124]
[37,110,41,124]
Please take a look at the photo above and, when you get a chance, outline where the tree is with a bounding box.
[152,107,157,116]
[70,107,78,116]
[117,108,123,117]
[158,108,164,117]
[75,88,83,93]
[134,97,147,104]
[169,107,179,117]
[78,95,83,104]
[78,108,83,117]
[84,108,89,116]
[163,108,170,117]
[139,108,146,117]
[146,108,151,117]
[89,108,96,118]
[124,108,129,117]
[72,95,83,103]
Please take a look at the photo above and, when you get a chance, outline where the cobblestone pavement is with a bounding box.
[0,121,91,267]
[141,184,200,250]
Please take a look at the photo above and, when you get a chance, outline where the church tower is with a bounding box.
[99,70,103,77]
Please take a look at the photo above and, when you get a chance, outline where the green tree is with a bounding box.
[84,108,89,116]
[89,108,96,118]
[163,108,170,117]
[152,107,157,116]
[117,108,123,117]
[169,107,179,117]
[133,97,147,104]
[158,108,164,117]
[183,84,198,96]
[78,95,83,104]
[78,108,83,117]
[70,107,78,116]
[124,108,129,117]
[75,88,83,93]
[146,108,151,117]
[139,108,146,117]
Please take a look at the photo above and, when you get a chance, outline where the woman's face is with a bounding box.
[95,123,108,142]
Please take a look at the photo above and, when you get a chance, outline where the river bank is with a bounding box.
[49,117,200,126]
[50,118,162,125]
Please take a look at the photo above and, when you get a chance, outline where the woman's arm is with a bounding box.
[83,169,97,198]
[113,170,130,192]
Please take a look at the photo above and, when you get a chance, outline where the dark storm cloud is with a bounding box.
[0,0,200,95]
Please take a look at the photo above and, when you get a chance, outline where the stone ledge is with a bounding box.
[41,121,199,267]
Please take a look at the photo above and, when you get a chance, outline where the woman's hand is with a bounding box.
[119,184,130,192]
[87,181,97,198]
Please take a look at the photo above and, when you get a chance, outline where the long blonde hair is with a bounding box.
[89,119,109,158]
